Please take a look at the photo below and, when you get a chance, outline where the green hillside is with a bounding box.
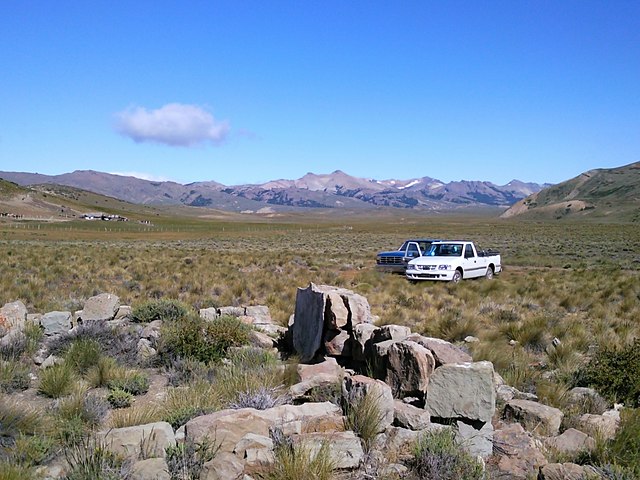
[502,161,640,222]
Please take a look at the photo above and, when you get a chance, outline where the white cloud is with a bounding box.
[109,171,175,182]
[114,103,229,147]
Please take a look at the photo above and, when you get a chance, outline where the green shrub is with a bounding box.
[0,398,47,452]
[0,360,31,393]
[48,321,139,367]
[38,362,76,398]
[409,429,484,480]
[606,408,640,475]
[0,462,39,480]
[107,389,134,409]
[159,314,251,364]
[63,436,132,480]
[131,299,190,323]
[166,436,219,480]
[86,357,120,388]
[108,370,149,396]
[55,389,109,427]
[343,389,386,453]
[260,427,336,480]
[573,339,640,407]
[0,332,28,361]
[11,433,54,467]
[162,381,220,429]
[64,338,103,375]
[165,357,214,387]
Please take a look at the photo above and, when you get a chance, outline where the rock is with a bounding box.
[383,426,421,459]
[386,340,435,398]
[464,335,479,343]
[323,329,351,356]
[371,324,411,343]
[249,330,276,349]
[141,320,163,340]
[199,307,218,321]
[544,428,595,456]
[0,300,27,331]
[538,463,597,480]
[566,387,607,414]
[80,293,120,322]
[427,361,495,423]
[40,311,72,336]
[219,306,246,317]
[393,400,431,430]
[297,357,343,382]
[234,433,274,469]
[406,334,472,365]
[201,451,245,480]
[325,291,349,329]
[185,402,343,452]
[136,338,157,363]
[296,430,364,469]
[493,423,547,479]
[131,458,170,480]
[99,422,175,459]
[291,284,372,362]
[578,412,619,440]
[496,384,538,403]
[503,399,563,436]
[342,375,394,432]
[351,323,378,362]
[114,305,132,320]
[244,306,272,325]
[289,373,341,401]
[455,420,493,459]
[369,339,398,379]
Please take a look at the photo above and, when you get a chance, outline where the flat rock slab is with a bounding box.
[80,293,120,322]
[0,300,27,330]
[427,361,495,423]
[504,399,563,436]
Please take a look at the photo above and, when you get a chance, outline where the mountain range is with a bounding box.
[0,170,548,212]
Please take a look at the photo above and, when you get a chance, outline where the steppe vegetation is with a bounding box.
[0,215,639,478]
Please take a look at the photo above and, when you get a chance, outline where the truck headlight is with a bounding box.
[438,265,451,270]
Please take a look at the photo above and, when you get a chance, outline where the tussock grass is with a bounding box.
[38,362,77,398]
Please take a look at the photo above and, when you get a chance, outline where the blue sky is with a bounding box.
[1,1,638,186]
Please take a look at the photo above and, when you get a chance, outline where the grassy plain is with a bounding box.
[1,213,639,403]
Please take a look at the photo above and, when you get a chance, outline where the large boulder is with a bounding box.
[351,323,378,362]
[98,422,175,459]
[492,423,547,479]
[385,340,435,398]
[0,300,27,331]
[456,419,493,459]
[40,311,72,336]
[544,428,595,456]
[291,284,372,362]
[503,399,563,436]
[393,401,431,430]
[295,431,364,469]
[131,458,170,480]
[426,361,495,423]
[80,293,120,322]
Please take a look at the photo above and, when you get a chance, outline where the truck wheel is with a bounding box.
[485,267,494,280]
[451,270,462,283]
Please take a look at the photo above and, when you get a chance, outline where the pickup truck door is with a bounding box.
[461,243,486,278]
[403,242,422,261]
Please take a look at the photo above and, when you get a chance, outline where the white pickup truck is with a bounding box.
[405,241,501,283]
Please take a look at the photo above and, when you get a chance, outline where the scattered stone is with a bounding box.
[80,293,120,322]
[406,334,472,365]
[393,400,431,430]
[114,305,132,320]
[296,430,364,469]
[493,423,547,479]
[538,463,599,480]
[343,375,394,432]
[496,384,538,403]
[99,421,175,459]
[371,324,411,343]
[578,412,619,440]
[201,451,245,480]
[351,323,378,362]
[40,311,72,336]
[0,300,27,331]
[544,428,595,456]
[297,357,342,382]
[456,419,493,459]
[131,458,170,480]
[503,399,563,436]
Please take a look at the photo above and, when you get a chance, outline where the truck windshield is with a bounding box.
[427,243,463,256]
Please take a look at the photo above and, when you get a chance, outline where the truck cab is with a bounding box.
[376,239,439,273]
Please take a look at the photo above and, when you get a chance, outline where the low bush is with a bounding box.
[165,357,214,387]
[11,433,54,467]
[606,408,640,476]
[0,398,46,453]
[159,314,251,364]
[108,370,149,396]
[573,339,640,407]
[343,389,386,453]
[259,427,336,480]
[38,362,76,398]
[408,428,484,480]
[55,388,109,428]
[131,299,190,323]
[229,386,286,410]
[48,321,139,366]
[107,389,134,409]
[166,436,219,480]
[162,381,220,429]
[0,360,31,393]
[63,436,133,480]
[86,357,120,388]
[64,338,103,376]
[0,332,28,361]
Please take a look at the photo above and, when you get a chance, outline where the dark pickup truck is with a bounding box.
[376,239,440,273]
